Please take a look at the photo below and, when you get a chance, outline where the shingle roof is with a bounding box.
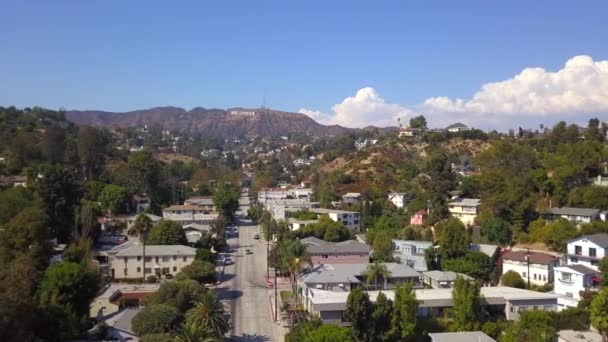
[557,265,598,275]
[306,239,370,255]
[445,122,468,129]
[502,250,557,265]
[301,263,420,284]
[423,270,472,282]
[546,207,601,217]
[569,234,608,248]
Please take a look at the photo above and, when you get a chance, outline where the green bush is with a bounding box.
[501,270,525,288]
[132,304,182,336]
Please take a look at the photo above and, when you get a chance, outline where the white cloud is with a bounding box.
[422,55,608,119]
[300,87,412,128]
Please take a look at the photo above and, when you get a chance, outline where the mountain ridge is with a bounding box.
[65,107,360,138]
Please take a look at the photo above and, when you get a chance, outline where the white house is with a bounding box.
[501,250,558,286]
[182,223,211,244]
[388,192,409,209]
[565,234,608,271]
[392,239,433,271]
[342,192,362,205]
[398,127,421,137]
[354,139,378,150]
[544,207,601,225]
[445,122,469,132]
[309,208,360,232]
[448,198,480,226]
[162,205,219,226]
[554,264,598,308]
[287,218,318,231]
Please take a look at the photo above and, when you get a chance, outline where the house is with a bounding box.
[470,243,500,260]
[501,250,558,286]
[445,122,470,133]
[257,188,289,205]
[565,234,608,271]
[422,271,473,289]
[309,208,360,232]
[557,330,603,342]
[544,207,601,224]
[0,175,28,187]
[300,237,370,264]
[300,263,421,294]
[354,138,378,150]
[184,196,215,212]
[106,243,196,279]
[392,239,433,272]
[448,198,481,226]
[287,218,318,231]
[429,332,495,342]
[410,209,427,225]
[162,205,219,226]
[131,194,151,214]
[342,192,362,205]
[590,175,608,187]
[182,223,211,244]
[126,213,162,232]
[305,286,559,326]
[554,265,599,308]
[388,192,410,209]
[398,127,421,137]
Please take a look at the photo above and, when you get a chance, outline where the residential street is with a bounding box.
[217,191,285,342]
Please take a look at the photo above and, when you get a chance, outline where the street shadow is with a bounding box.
[228,334,271,342]
[219,273,236,282]
[215,288,243,300]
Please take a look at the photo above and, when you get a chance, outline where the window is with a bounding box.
[322,254,328,259]
[173,255,177,261]
[534,274,537,280]
[570,257,578,263]
[137,267,141,273]
[173,266,177,272]
[137,256,141,261]
[354,220,359,225]
[162,267,170,274]
[145,257,152,262]
[566,292,573,298]
[162,256,170,262]
[543,275,547,281]
[522,272,527,278]
[592,260,600,266]
[183,256,187,262]
[575,245,582,255]
[155,256,159,263]
[561,273,572,282]
[123,257,128,263]
[590,248,597,257]
[144,268,151,274]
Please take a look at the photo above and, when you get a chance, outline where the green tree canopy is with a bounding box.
[501,270,526,288]
[185,290,230,338]
[132,304,182,336]
[344,288,373,341]
[180,260,215,283]
[437,218,469,258]
[372,231,394,262]
[371,291,393,342]
[390,282,417,340]
[451,277,482,331]
[502,310,555,342]
[591,287,608,339]
[99,184,129,214]
[147,219,187,245]
[213,181,239,217]
[479,216,512,245]
[409,115,427,129]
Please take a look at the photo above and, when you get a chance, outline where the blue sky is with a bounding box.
[0,1,607,129]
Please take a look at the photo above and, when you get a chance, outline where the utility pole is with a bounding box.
[526,248,531,289]
[274,266,278,321]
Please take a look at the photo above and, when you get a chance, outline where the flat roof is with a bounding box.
[448,198,481,207]
[115,244,196,257]
[302,263,420,284]
[423,270,472,282]
[310,208,359,215]
[547,207,601,217]
[428,331,495,342]
[557,330,603,342]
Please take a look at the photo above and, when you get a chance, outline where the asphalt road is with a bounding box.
[217,192,284,342]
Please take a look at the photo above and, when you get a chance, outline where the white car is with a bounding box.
[253,232,260,240]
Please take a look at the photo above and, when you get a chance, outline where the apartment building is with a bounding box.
[501,250,557,286]
[300,237,370,264]
[309,208,360,232]
[162,205,219,226]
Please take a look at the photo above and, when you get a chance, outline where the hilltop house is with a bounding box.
[445,122,470,132]
[392,239,433,272]
[410,209,428,225]
[388,192,410,209]
[544,207,601,225]
[565,234,608,271]
[501,250,558,286]
[448,198,481,226]
[342,192,362,205]
[398,127,421,137]
[300,237,370,264]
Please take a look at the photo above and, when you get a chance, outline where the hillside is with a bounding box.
[65,107,355,138]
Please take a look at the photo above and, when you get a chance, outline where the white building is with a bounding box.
[445,122,470,132]
[554,265,598,308]
[565,234,608,271]
[310,208,360,232]
[448,198,480,226]
[544,207,601,225]
[162,205,219,226]
[392,239,432,271]
[182,223,211,244]
[342,192,362,205]
[287,218,318,231]
[501,250,557,286]
[354,139,378,150]
[387,192,409,209]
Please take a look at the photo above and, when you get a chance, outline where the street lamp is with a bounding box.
[525,248,531,289]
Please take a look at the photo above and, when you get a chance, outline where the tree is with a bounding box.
[132,304,182,336]
[196,248,215,263]
[591,288,608,340]
[0,206,51,270]
[128,213,153,283]
[372,231,394,262]
[147,220,187,245]
[144,280,204,312]
[77,126,108,179]
[409,115,427,129]
[304,324,352,342]
[99,184,128,214]
[38,262,101,319]
[438,218,469,258]
[502,310,555,342]
[175,321,219,342]
[501,270,526,288]
[390,282,417,340]
[344,288,373,341]
[213,182,239,218]
[600,257,608,286]
[441,251,492,281]
[185,291,230,338]
[479,216,511,245]
[371,291,393,342]
[451,277,481,331]
[124,150,162,199]
[364,262,391,290]
[180,260,215,283]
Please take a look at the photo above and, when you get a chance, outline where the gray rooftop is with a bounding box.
[557,264,598,275]
[568,233,608,248]
[445,122,469,129]
[302,263,420,284]
[423,270,472,282]
[547,207,601,217]
[448,198,481,207]
[429,331,495,342]
[114,244,196,257]
[300,237,370,255]
[557,330,603,342]
[470,243,499,258]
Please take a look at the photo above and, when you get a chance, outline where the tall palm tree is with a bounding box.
[186,291,230,338]
[365,262,391,290]
[127,213,152,283]
[286,239,311,305]
[175,321,218,342]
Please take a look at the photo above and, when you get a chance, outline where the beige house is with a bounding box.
[448,198,480,226]
[109,244,196,279]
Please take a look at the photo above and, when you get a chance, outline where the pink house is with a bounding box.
[410,210,428,226]
[300,237,370,264]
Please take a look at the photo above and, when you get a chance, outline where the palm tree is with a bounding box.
[175,321,218,342]
[286,239,311,304]
[127,213,152,283]
[186,291,230,338]
[365,262,391,290]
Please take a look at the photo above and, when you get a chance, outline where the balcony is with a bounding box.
[559,277,574,284]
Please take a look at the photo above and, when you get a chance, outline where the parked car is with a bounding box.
[253,232,260,239]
